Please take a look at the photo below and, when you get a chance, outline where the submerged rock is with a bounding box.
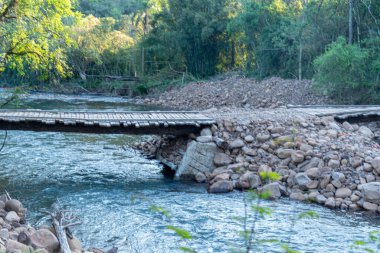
[209,180,234,193]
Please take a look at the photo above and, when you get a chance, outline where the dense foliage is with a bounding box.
[0,0,379,102]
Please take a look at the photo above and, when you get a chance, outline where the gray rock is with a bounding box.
[200,128,212,137]
[256,133,271,142]
[239,172,261,189]
[5,211,20,223]
[363,202,378,212]
[299,143,313,152]
[213,153,232,167]
[276,148,293,159]
[229,139,245,149]
[244,135,254,143]
[325,197,336,208]
[295,173,311,190]
[305,167,319,179]
[342,121,354,131]
[332,172,345,182]
[290,192,305,201]
[177,141,217,180]
[30,229,59,252]
[68,236,83,253]
[362,182,380,204]
[6,239,31,253]
[291,151,305,164]
[0,201,4,210]
[328,159,340,169]
[196,136,212,143]
[371,157,380,174]
[262,183,281,199]
[358,126,374,138]
[209,180,234,193]
[316,194,327,204]
[242,147,256,157]
[258,164,272,173]
[195,172,207,183]
[350,157,363,168]
[0,229,8,240]
[335,188,352,198]
[5,200,22,213]
[298,157,321,172]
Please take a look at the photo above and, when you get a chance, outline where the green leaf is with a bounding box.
[179,247,197,253]
[280,244,301,253]
[354,240,366,246]
[259,172,280,182]
[297,211,319,220]
[251,205,272,216]
[166,226,192,240]
[149,205,170,217]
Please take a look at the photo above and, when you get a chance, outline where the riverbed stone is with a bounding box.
[238,172,261,189]
[196,136,212,143]
[244,135,254,143]
[291,151,305,164]
[363,202,379,212]
[6,239,32,253]
[5,200,22,213]
[276,148,293,159]
[325,197,336,208]
[342,122,354,131]
[362,182,380,204]
[5,212,20,223]
[290,192,305,201]
[241,147,255,157]
[200,128,212,137]
[229,139,245,149]
[295,173,311,190]
[335,188,352,198]
[209,180,234,193]
[316,194,327,204]
[213,153,232,167]
[195,172,207,183]
[256,133,271,142]
[371,157,380,174]
[305,167,319,179]
[262,183,281,199]
[30,229,59,252]
[68,236,83,253]
[358,126,374,138]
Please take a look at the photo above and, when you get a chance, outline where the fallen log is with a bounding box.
[42,210,82,253]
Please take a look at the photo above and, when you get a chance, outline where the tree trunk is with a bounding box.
[348,0,353,44]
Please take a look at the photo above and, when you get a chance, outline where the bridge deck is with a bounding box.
[288,105,380,122]
[0,110,215,135]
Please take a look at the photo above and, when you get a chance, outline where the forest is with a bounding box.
[0,0,379,103]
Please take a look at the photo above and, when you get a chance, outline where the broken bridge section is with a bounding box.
[0,110,215,135]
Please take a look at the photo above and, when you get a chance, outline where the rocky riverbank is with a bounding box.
[0,194,115,253]
[138,107,380,214]
[144,76,333,110]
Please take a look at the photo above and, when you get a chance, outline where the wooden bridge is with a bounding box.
[0,110,215,135]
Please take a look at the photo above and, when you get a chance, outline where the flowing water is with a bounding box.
[0,92,378,253]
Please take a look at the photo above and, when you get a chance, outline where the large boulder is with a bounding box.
[362,182,380,204]
[209,180,234,194]
[30,229,59,252]
[5,211,20,223]
[176,141,217,180]
[358,126,374,138]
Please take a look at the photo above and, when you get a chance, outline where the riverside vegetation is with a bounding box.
[0,0,379,103]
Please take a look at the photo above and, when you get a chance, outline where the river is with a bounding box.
[0,93,378,253]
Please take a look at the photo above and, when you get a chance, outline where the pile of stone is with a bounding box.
[176,115,380,213]
[0,194,83,253]
[144,76,332,110]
